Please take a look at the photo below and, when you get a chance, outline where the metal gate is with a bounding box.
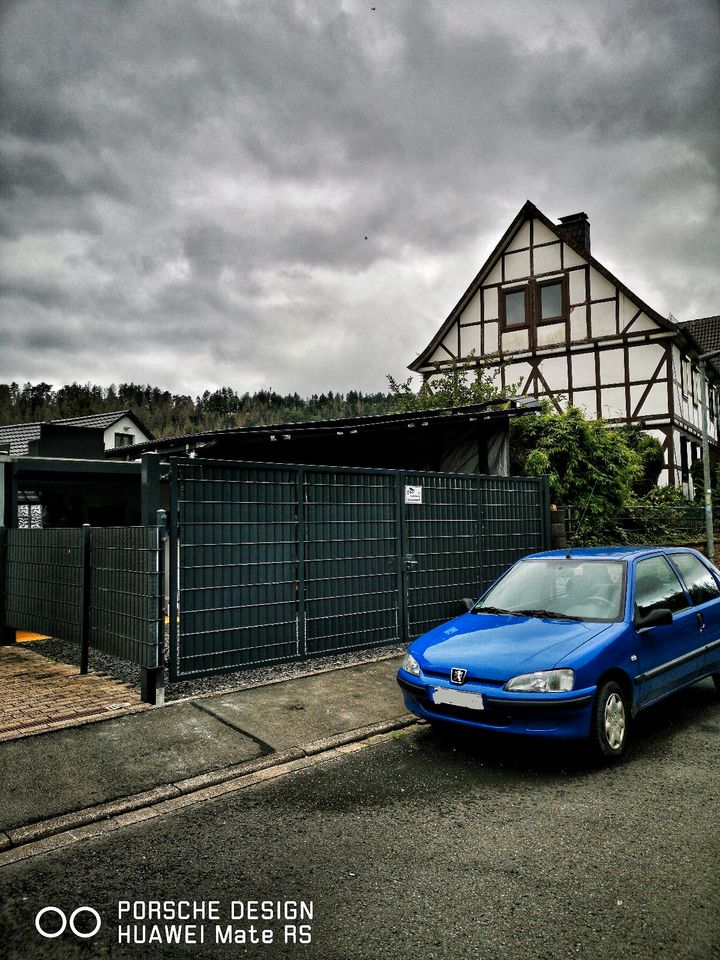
[169,458,549,680]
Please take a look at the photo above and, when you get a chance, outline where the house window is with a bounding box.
[710,385,715,422]
[114,432,135,448]
[499,278,567,333]
[692,367,700,406]
[502,288,528,328]
[538,280,564,321]
[680,358,689,397]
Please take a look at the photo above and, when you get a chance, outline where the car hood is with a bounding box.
[410,612,613,682]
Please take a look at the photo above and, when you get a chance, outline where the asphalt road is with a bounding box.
[1,679,718,960]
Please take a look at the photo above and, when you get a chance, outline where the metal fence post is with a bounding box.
[540,475,552,550]
[0,458,17,645]
[140,508,166,706]
[80,523,91,674]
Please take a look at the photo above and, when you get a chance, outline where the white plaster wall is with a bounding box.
[630,382,667,418]
[538,355,568,391]
[460,325,480,356]
[105,416,149,450]
[532,219,556,244]
[569,269,587,305]
[533,243,562,274]
[504,249,530,280]
[460,290,480,325]
[483,287,498,321]
[590,267,616,301]
[600,386,626,419]
[563,243,585,268]
[570,352,596,389]
[571,389,597,419]
[599,348,625,384]
[502,328,529,352]
[506,221,530,251]
[628,342,666,381]
[570,306,588,341]
[590,300,616,338]
[484,321,499,353]
[536,322,566,347]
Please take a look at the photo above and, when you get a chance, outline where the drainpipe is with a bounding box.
[698,350,720,561]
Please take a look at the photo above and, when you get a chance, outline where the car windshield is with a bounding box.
[474,558,625,622]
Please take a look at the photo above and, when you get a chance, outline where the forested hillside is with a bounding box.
[0,381,397,439]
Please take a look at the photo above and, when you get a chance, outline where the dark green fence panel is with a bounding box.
[90,527,162,668]
[169,458,550,679]
[304,469,400,655]
[4,528,84,642]
[171,460,299,679]
[478,476,547,587]
[403,473,483,638]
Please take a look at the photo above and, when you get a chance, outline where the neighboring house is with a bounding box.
[409,200,719,492]
[0,410,154,458]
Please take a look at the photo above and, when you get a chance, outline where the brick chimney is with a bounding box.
[557,212,590,254]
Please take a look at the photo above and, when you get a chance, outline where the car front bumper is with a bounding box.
[397,669,596,739]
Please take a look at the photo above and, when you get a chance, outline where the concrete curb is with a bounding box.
[0,715,422,866]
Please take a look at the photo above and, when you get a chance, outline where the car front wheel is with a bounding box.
[591,681,629,760]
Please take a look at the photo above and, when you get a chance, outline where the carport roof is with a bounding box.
[106,399,540,460]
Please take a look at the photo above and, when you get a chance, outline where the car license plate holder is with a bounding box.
[432,687,484,710]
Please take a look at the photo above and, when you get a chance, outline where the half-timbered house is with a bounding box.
[409,201,719,491]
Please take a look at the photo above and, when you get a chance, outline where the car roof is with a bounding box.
[524,546,699,561]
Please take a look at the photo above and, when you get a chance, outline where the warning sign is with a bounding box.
[404,485,423,505]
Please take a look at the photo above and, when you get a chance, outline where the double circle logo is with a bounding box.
[35,906,102,939]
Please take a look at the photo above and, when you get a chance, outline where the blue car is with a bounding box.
[397,546,720,759]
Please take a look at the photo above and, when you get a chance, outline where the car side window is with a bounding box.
[634,556,689,617]
[670,553,720,605]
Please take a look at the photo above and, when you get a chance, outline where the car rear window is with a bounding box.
[670,553,720,605]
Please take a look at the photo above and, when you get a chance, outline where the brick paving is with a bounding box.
[0,645,148,742]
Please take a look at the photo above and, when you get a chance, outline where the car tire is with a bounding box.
[591,681,630,760]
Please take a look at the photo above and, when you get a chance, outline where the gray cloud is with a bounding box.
[0,0,718,397]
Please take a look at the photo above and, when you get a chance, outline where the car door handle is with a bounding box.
[696,611,705,631]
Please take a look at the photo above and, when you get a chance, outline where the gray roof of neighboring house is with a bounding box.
[0,410,153,457]
[678,316,720,355]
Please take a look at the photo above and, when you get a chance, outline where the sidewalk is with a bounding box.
[0,654,414,861]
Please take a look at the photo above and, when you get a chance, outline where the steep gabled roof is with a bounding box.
[0,410,154,457]
[408,200,679,372]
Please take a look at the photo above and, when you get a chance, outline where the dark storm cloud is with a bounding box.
[0,0,718,395]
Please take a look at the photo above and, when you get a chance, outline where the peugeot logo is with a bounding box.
[450,667,467,685]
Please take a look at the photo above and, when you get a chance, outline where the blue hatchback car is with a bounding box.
[397,547,720,759]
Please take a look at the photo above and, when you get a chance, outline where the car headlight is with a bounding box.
[504,669,574,693]
[401,652,421,677]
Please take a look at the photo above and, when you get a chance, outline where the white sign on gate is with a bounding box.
[404,485,423,505]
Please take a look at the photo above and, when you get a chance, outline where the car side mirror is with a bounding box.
[459,597,476,613]
[634,607,672,630]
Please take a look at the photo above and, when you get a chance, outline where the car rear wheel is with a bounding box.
[591,681,629,760]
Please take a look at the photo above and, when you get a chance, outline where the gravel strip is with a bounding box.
[29,633,406,701]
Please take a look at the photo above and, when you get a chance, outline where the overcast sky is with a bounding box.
[1,0,718,398]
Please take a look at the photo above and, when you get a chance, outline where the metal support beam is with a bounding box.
[80,524,91,674]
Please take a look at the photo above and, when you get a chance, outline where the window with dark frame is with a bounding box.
[500,278,567,333]
[538,280,564,322]
[503,288,527,327]
[114,432,135,448]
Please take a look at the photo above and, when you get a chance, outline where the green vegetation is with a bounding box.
[0,381,397,438]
